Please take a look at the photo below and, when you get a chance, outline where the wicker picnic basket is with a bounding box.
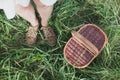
[63,24,108,68]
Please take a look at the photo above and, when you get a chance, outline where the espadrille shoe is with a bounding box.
[41,26,57,46]
[26,25,39,45]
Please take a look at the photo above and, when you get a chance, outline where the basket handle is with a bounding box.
[72,31,99,56]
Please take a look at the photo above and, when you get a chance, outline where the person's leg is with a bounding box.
[33,0,57,45]
[33,0,53,27]
[16,3,38,27]
[16,3,39,45]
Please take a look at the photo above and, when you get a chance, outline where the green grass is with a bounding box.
[0,0,120,80]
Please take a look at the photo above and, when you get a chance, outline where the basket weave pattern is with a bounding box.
[64,24,108,68]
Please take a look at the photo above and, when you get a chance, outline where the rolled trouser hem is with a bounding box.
[39,0,57,6]
[15,0,30,7]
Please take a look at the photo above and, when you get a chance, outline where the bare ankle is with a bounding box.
[30,19,39,27]
[41,20,49,27]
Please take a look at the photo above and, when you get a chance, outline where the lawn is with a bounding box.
[0,0,120,80]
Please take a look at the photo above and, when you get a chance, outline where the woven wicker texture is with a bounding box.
[79,25,105,51]
[64,24,108,68]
